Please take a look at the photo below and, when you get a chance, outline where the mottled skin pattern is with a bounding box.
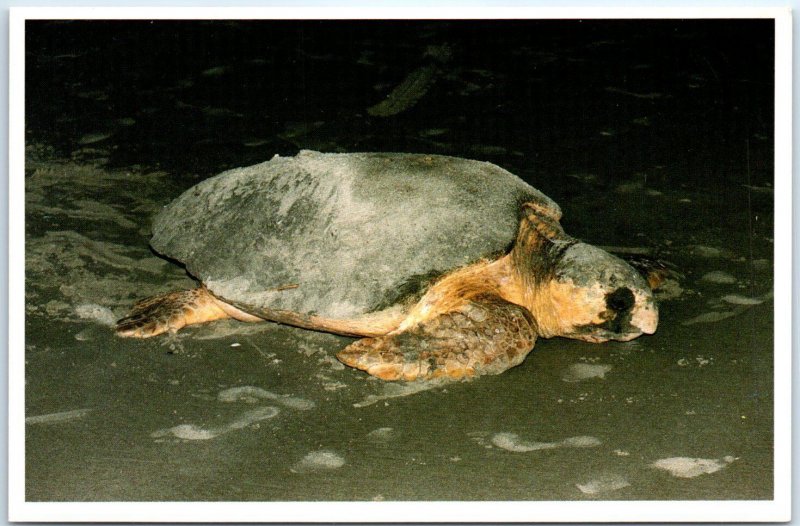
[338,295,538,381]
[117,288,229,337]
[117,287,264,337]
[118,198,659,382]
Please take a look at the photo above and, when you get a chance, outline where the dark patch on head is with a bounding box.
[605,287,635,313]
[572,306,637,339]
[569,288,639,339]
[594,288,636,335]
[600,311,633,335]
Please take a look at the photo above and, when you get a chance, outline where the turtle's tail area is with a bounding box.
[116,287,232,338]
[336,295,538,382]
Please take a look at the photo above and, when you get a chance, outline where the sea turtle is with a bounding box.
[117,150,658,381]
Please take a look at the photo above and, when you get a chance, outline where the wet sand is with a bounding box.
[23,19,774,502]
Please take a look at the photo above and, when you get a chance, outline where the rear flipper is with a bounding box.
[116,287,231,338]
[337,295,538,381]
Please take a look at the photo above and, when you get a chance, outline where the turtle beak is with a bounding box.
[631,293,659,335]
[569,291,658,343]
[601,286,658,339]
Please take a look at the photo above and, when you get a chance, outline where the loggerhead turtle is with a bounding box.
[117,150,658,381]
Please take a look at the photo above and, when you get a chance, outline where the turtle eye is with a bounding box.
[606,287,634,313]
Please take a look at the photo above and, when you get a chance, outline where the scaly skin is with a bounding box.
[117,287,246,337]
[337,294,538,381]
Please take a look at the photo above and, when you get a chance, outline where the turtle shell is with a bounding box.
[150,150,559,319]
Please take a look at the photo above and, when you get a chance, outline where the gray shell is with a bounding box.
[151,150,559,319]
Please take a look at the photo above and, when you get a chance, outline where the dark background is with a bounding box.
[26,19,773,188]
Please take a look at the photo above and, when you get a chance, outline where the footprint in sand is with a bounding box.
[353,380,444,408]
[153,386,314,441]
[367,427,398,441]
[151,406,280,441]
[651,456,737,478]
[700,270,737,284]
[561,363,612,383]
[576,473,631,495]
[290,450,345,473]
[217,385,314,410]
[471,432,601,452]
[26,408,92,425]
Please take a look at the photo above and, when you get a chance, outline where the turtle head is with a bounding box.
[511,202,658,343]
[544,242,658,342]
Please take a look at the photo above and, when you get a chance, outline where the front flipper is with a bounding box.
[337,295,538,381]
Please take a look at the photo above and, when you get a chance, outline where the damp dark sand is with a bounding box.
[24,20,774,501]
